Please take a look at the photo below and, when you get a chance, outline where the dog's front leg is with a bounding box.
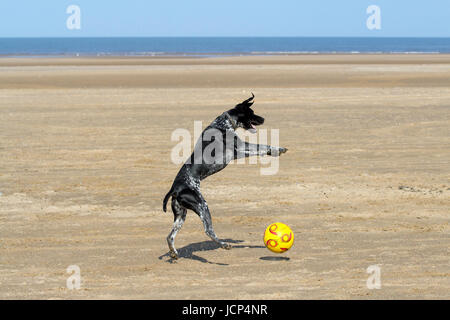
[235,141,287,159]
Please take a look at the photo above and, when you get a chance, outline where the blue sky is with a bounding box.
[0,0,448,37]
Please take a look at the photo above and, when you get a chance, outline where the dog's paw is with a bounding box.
[268,147,288,157]
[221,242,232,250]
[169,250,179,260]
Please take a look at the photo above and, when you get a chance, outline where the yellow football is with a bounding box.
[263,222,294,253]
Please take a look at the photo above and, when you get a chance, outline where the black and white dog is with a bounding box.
[163,94,287,259]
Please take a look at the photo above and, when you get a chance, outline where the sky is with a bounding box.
[0,0,448,37]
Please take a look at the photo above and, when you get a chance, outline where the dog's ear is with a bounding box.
[235,93,255,109]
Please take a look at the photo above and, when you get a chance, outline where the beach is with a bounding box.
[0,54,449,299]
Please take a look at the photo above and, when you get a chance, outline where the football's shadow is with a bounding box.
[158,239,265,265]
[259,256,290,261]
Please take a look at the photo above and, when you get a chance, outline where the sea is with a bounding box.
[1,37,450,57]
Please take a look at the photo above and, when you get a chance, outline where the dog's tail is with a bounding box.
[163,186,174,212]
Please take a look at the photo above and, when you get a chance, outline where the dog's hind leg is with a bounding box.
[200,205,232,250]
[167,198,187,259]
[177,188,231,250]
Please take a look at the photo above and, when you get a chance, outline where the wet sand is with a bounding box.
[0,55,449,299]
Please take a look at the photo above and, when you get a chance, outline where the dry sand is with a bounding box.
[0,55,449,299]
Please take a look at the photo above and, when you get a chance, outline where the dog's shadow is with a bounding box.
[158,239,265,265]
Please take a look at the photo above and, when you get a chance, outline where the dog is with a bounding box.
[162,94,287,259]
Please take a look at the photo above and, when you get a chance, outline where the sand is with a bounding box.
[0,55,449,299]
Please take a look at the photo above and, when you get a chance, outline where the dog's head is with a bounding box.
[229,93,264,133]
